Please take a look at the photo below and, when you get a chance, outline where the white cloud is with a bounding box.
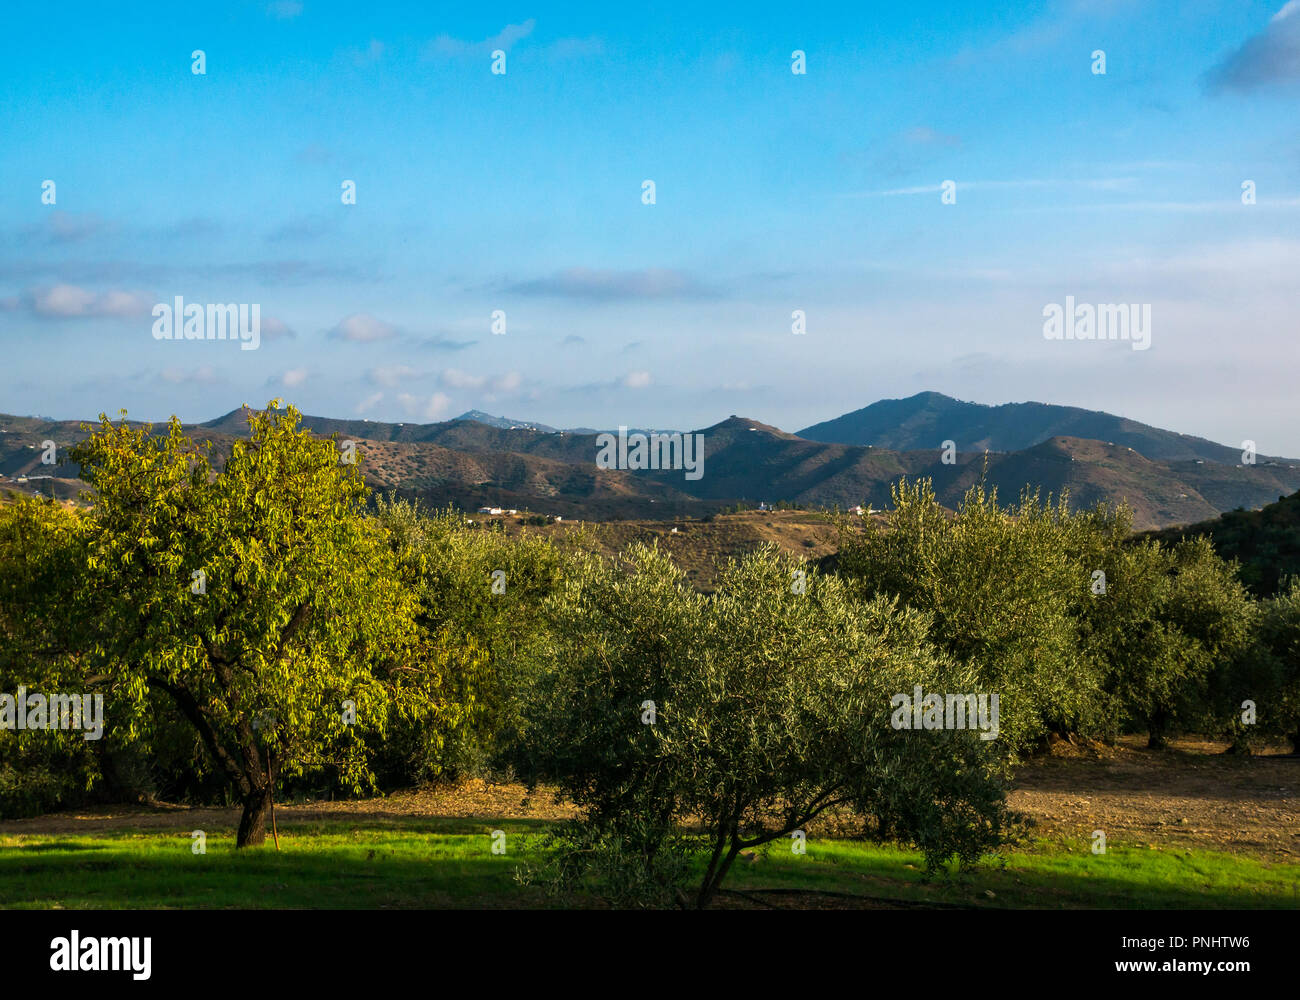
[369,365,424,387]
[14,284,154,319]
[439,368,522,393]
[623,370,652,389]
[330,313,398,342]
[428,19,535,57]
[397,392,451,420]
[160,365,218,385]
[261,316,295,340]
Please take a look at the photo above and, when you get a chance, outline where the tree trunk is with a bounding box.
[1147,708,1168,749]
[696,842,741,910]
[237,785,272,848]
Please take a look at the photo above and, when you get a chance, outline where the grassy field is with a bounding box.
[2,817,1297,909]
[3,738,1296,909]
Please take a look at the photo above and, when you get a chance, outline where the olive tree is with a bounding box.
[1243,580,1300,753]
[837,479,1114,751]
[1089,537,1254,748]
[372,496,566,782]
[512,543,1009,909]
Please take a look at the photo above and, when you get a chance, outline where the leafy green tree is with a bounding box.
[65,403,458,846]
[0,496,102,817]
[512,543,1009,909]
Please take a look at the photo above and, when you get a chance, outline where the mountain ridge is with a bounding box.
[796,391,1299,465]
[4,393,1298,529]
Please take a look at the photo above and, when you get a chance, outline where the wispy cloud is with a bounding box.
[2,284,153,319]
[850,126,963,180]
[1205,2,1300,93]
[265,215,336,243]
[947,0,1135,68]
[850,177,1136,197]
[368,365,425,387]
[269,368,309,388]
[261,316,296,341]
[507,266,712,301]
[439,368,522,393]
[427,19,535,57]
[397,392,451,420]
[21,211,114,245]
[1015,196,1300,213]
[159,365,219,385]
[409,332,476,351]
[564,371,655,393]
[328,313,398,342]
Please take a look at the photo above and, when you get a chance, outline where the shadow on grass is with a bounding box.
[0,822,564,909]
[2,823,1297,910]
[731,838,1300,910]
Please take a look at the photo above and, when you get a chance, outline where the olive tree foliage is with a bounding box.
[1226,578,1300,753]
[371,496,566,782]
[1082,536,1255,748]
[510,542,1009,910]
[838,479,1258,751]
[836,480,1124,752]
[64,403,470,846]
[1262,581,1300,752]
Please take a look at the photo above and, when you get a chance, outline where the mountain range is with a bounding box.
[2,393,1297,530]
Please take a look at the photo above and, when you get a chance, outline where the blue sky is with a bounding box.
[2,0,1298,451]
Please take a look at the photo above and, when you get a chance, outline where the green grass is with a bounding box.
[2,815,1297,909]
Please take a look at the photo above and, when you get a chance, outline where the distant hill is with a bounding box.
[454,410,558,433]
[1142,490,1300,597]
[6,398,1300,530]
[797,391,1299,465]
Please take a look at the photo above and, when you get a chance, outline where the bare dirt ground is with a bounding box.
[3,736,1296,862]
[0,779,578,838]
[1007,735,1299,861]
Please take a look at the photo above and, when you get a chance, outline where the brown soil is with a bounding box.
[0,779,578,838]
[1007,734,1299,861]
